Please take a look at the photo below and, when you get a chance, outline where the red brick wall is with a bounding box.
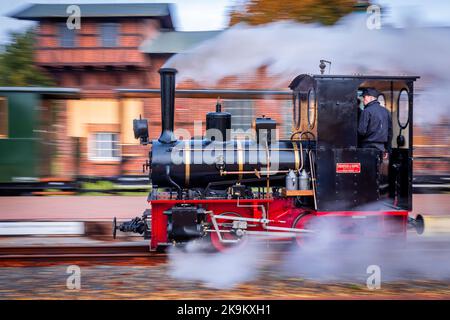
[35,18,156,67]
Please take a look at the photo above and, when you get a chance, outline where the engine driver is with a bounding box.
[358,87,392,160]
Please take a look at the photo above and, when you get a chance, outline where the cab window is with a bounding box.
[378,94,386,107]
[293,92,301,129]
[398,90,409,128]
[307,88,316,129]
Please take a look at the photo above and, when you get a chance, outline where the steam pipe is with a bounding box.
[165,165,182,199]
[158,68,177,144]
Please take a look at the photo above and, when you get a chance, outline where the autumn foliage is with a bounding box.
[229,0,364,26]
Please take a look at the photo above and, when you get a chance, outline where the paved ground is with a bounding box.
[0,194,448,221]
[0,196,145,220]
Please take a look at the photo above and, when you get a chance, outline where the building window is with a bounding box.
[59,24,76,48]
[0,97,7,138]
[89,132,120,161]
[223,100,254,139]
[100,23,119,47]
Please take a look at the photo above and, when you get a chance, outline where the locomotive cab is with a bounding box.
[289,74,419,212]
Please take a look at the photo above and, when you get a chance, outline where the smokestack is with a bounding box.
[158,68,177,144]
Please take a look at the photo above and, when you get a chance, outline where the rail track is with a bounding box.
[0,242,167,266]
[1,234,450,267]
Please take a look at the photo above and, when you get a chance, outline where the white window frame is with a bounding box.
[89,132,121,161]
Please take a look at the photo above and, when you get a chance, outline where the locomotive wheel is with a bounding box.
[210,212,247,252]
[292,212,314,246]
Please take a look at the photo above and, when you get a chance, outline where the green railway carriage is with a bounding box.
[0,87,79,194]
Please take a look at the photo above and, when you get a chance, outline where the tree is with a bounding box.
[0,30,54,87]
[229,0,365,26]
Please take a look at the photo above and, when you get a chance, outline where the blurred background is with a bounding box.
[0,0,448,237]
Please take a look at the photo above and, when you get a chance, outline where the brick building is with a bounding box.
[8,2,449,179]
[9,2,294,179]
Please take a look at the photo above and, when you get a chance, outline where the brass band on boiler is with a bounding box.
[184,141,191,187]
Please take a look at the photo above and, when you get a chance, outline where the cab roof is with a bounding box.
[289,74,420,89]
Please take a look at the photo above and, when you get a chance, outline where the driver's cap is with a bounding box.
[360,87,379,97]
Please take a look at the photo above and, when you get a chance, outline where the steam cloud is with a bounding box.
[280,219,450,282]
[168,239,269,289]
[168,220,450,289]
[165,14,450,124]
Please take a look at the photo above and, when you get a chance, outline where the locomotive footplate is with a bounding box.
[164,205,207,242]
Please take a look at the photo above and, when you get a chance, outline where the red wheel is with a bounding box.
[292,213,314,246]
[209,212,247,252]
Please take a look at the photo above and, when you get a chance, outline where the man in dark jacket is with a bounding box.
[358,88,393,158]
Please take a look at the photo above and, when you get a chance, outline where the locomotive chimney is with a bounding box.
[158,68,177,144]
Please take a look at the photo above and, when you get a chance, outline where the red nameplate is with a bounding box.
[336,163,361,173]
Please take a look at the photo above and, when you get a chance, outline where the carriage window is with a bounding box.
[307,88,316,128]
[293,93,301,129]
[0,97,7,138]
[377,94,386,107]
[398,90,409,128]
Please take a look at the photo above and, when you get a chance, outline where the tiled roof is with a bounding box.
[9,3,174,28]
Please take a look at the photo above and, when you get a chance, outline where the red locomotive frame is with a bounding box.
[149,198,408,251]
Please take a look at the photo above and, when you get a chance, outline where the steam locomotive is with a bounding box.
[113,67,424,251]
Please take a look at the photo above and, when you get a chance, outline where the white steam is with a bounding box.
[167,239,269,289]
[168,219,450,288]
[280,218,450,282]
[165,14,450,124]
